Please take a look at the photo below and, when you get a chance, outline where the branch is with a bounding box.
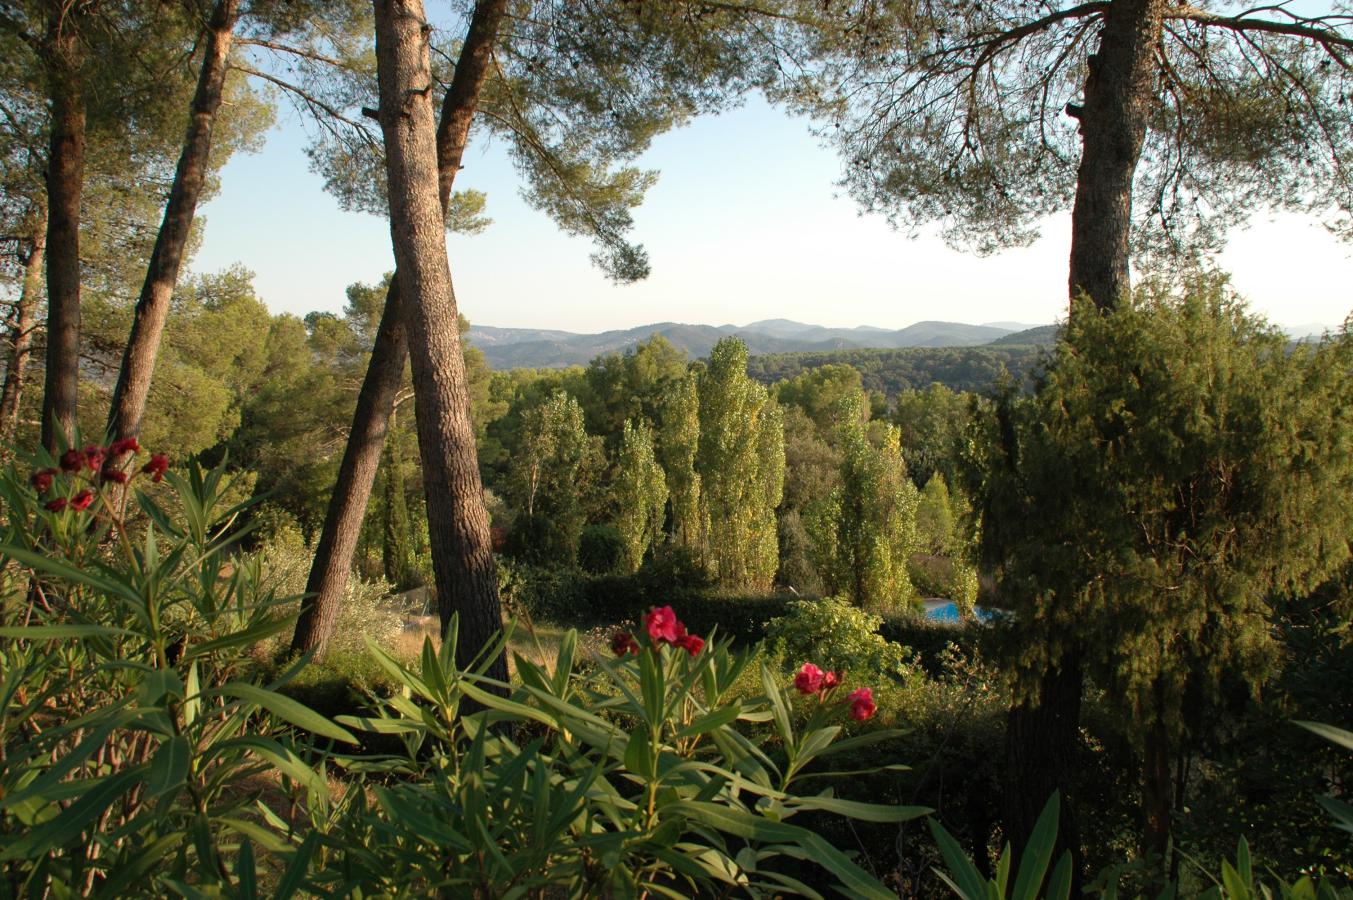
[231,63,375,135]
[238,37,354,71]
[1170,6,1353,67]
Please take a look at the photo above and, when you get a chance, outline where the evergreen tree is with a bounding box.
[613,418,667,573]
[966,275,1353,864]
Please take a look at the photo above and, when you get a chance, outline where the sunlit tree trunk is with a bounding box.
[106,0,242,456]
[0,204,47,443]
[290,0,506,659]
[40,8,85,454]
[369,0,506,683]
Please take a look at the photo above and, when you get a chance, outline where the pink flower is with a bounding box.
[794,663,825,695]
[141,454,169,483]
[109,437,140,456]
[59,449,83,473]
[70,489,95,511]
[677,633,705,657]
[644,606,681,644]
[82,445,106,471]
[822,670,841,691]
[30,469,56,493]
[45,497,67,512]
[611,631,640,657]
[848,687,876,722]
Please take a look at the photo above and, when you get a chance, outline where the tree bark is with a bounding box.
[106,0,242,454]
[291,0,505,658]
[1140,718,1173,865]
[1003,651,1084,881]
[370,0,506,683]
[0,205,47,443]
[1067,0,1166,312]
[40,9,85,454]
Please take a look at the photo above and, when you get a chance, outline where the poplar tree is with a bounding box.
[808,392,920,609]
[658,370,703,551]
[509,390,591,568]
[613,418,668,573]
[696,338,785,592]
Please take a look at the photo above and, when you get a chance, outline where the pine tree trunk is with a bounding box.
[107,0,242,455]
[40,12,85,454]
[0,205,47,443]
[1141,718,1173,865]
[1004,651,1084,879]
[1067,0,1165,312]
[372,0,506,683]
[291,0,505,659]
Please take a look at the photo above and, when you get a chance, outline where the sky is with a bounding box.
[192,93,1353,335]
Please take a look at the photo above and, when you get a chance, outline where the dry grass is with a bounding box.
[387,615,608,679]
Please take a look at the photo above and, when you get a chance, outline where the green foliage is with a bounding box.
[507,389,595,567]
[697,338,785,591]
[766,597,914,683]
[658,369,703,548]
[931,793,1074,900]
[578,523,625,576]
[917,472,957,556]
[613,418,668,573]
[808,391,921,610]
[380,440,414,589]
[0,450,350,895]
[969,277,1353,739]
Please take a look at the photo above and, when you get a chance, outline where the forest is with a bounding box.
[1,0,1352,897]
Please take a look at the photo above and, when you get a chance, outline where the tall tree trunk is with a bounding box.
[1004,0,1167,870]
[107,0,242,454]
[40,10,85,454]
[0,205,47,443]
[1067,0,1165,312]
[371,0,506,683]
[1140,717,1173,865]
[291,0,506,658]
[1003,651,1084,873]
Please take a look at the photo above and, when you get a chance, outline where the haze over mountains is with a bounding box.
[466,319,1050,369]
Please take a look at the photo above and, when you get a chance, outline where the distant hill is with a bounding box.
[746,345,1048,398]
[468,318,1042,370]
[988,324,1060,346]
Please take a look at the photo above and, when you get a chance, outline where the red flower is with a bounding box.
[644,606,681,644]
[794,663,825,695]
[822,671,841,691]
[677,633,705,657]
[70,489,95,511]
[141,454,169,483]
[30,468,56,493]
[59,449,84,472]
[848,687,876,721]
[101,468,129,484]
[611,631,640,657]
[82,445,106,471]
[109,437,140,456]
[45,497,67,512]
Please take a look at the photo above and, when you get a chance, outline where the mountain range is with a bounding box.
[466,319,1051,370]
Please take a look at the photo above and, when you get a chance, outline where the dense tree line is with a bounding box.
[747,344,1047,399]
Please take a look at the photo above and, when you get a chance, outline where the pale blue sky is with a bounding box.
[192,93,1353,335]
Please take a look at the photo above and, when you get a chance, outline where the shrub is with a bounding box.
[766,596,915,682]
[578,522,624,574]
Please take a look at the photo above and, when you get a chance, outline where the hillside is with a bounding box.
[468,318,1035,369]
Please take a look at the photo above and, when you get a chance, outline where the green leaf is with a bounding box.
[0,543,142,605]
[1044,853,1074,900]
[1011,792,1059,900]
[624,728,655,779]
[210,682,356,744]
[0,766,147,860]
[0,624,130,639]
[927,816,989,900]
[236,838,257,899]
[1316,794,1353,833]
[1296,721,1353,753]
[273,831,318,900]
[185,616,295,661]
[789,795,929,823]
[674,704,742,740]
[146,735,191,800]
[1221,860,1248,899]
